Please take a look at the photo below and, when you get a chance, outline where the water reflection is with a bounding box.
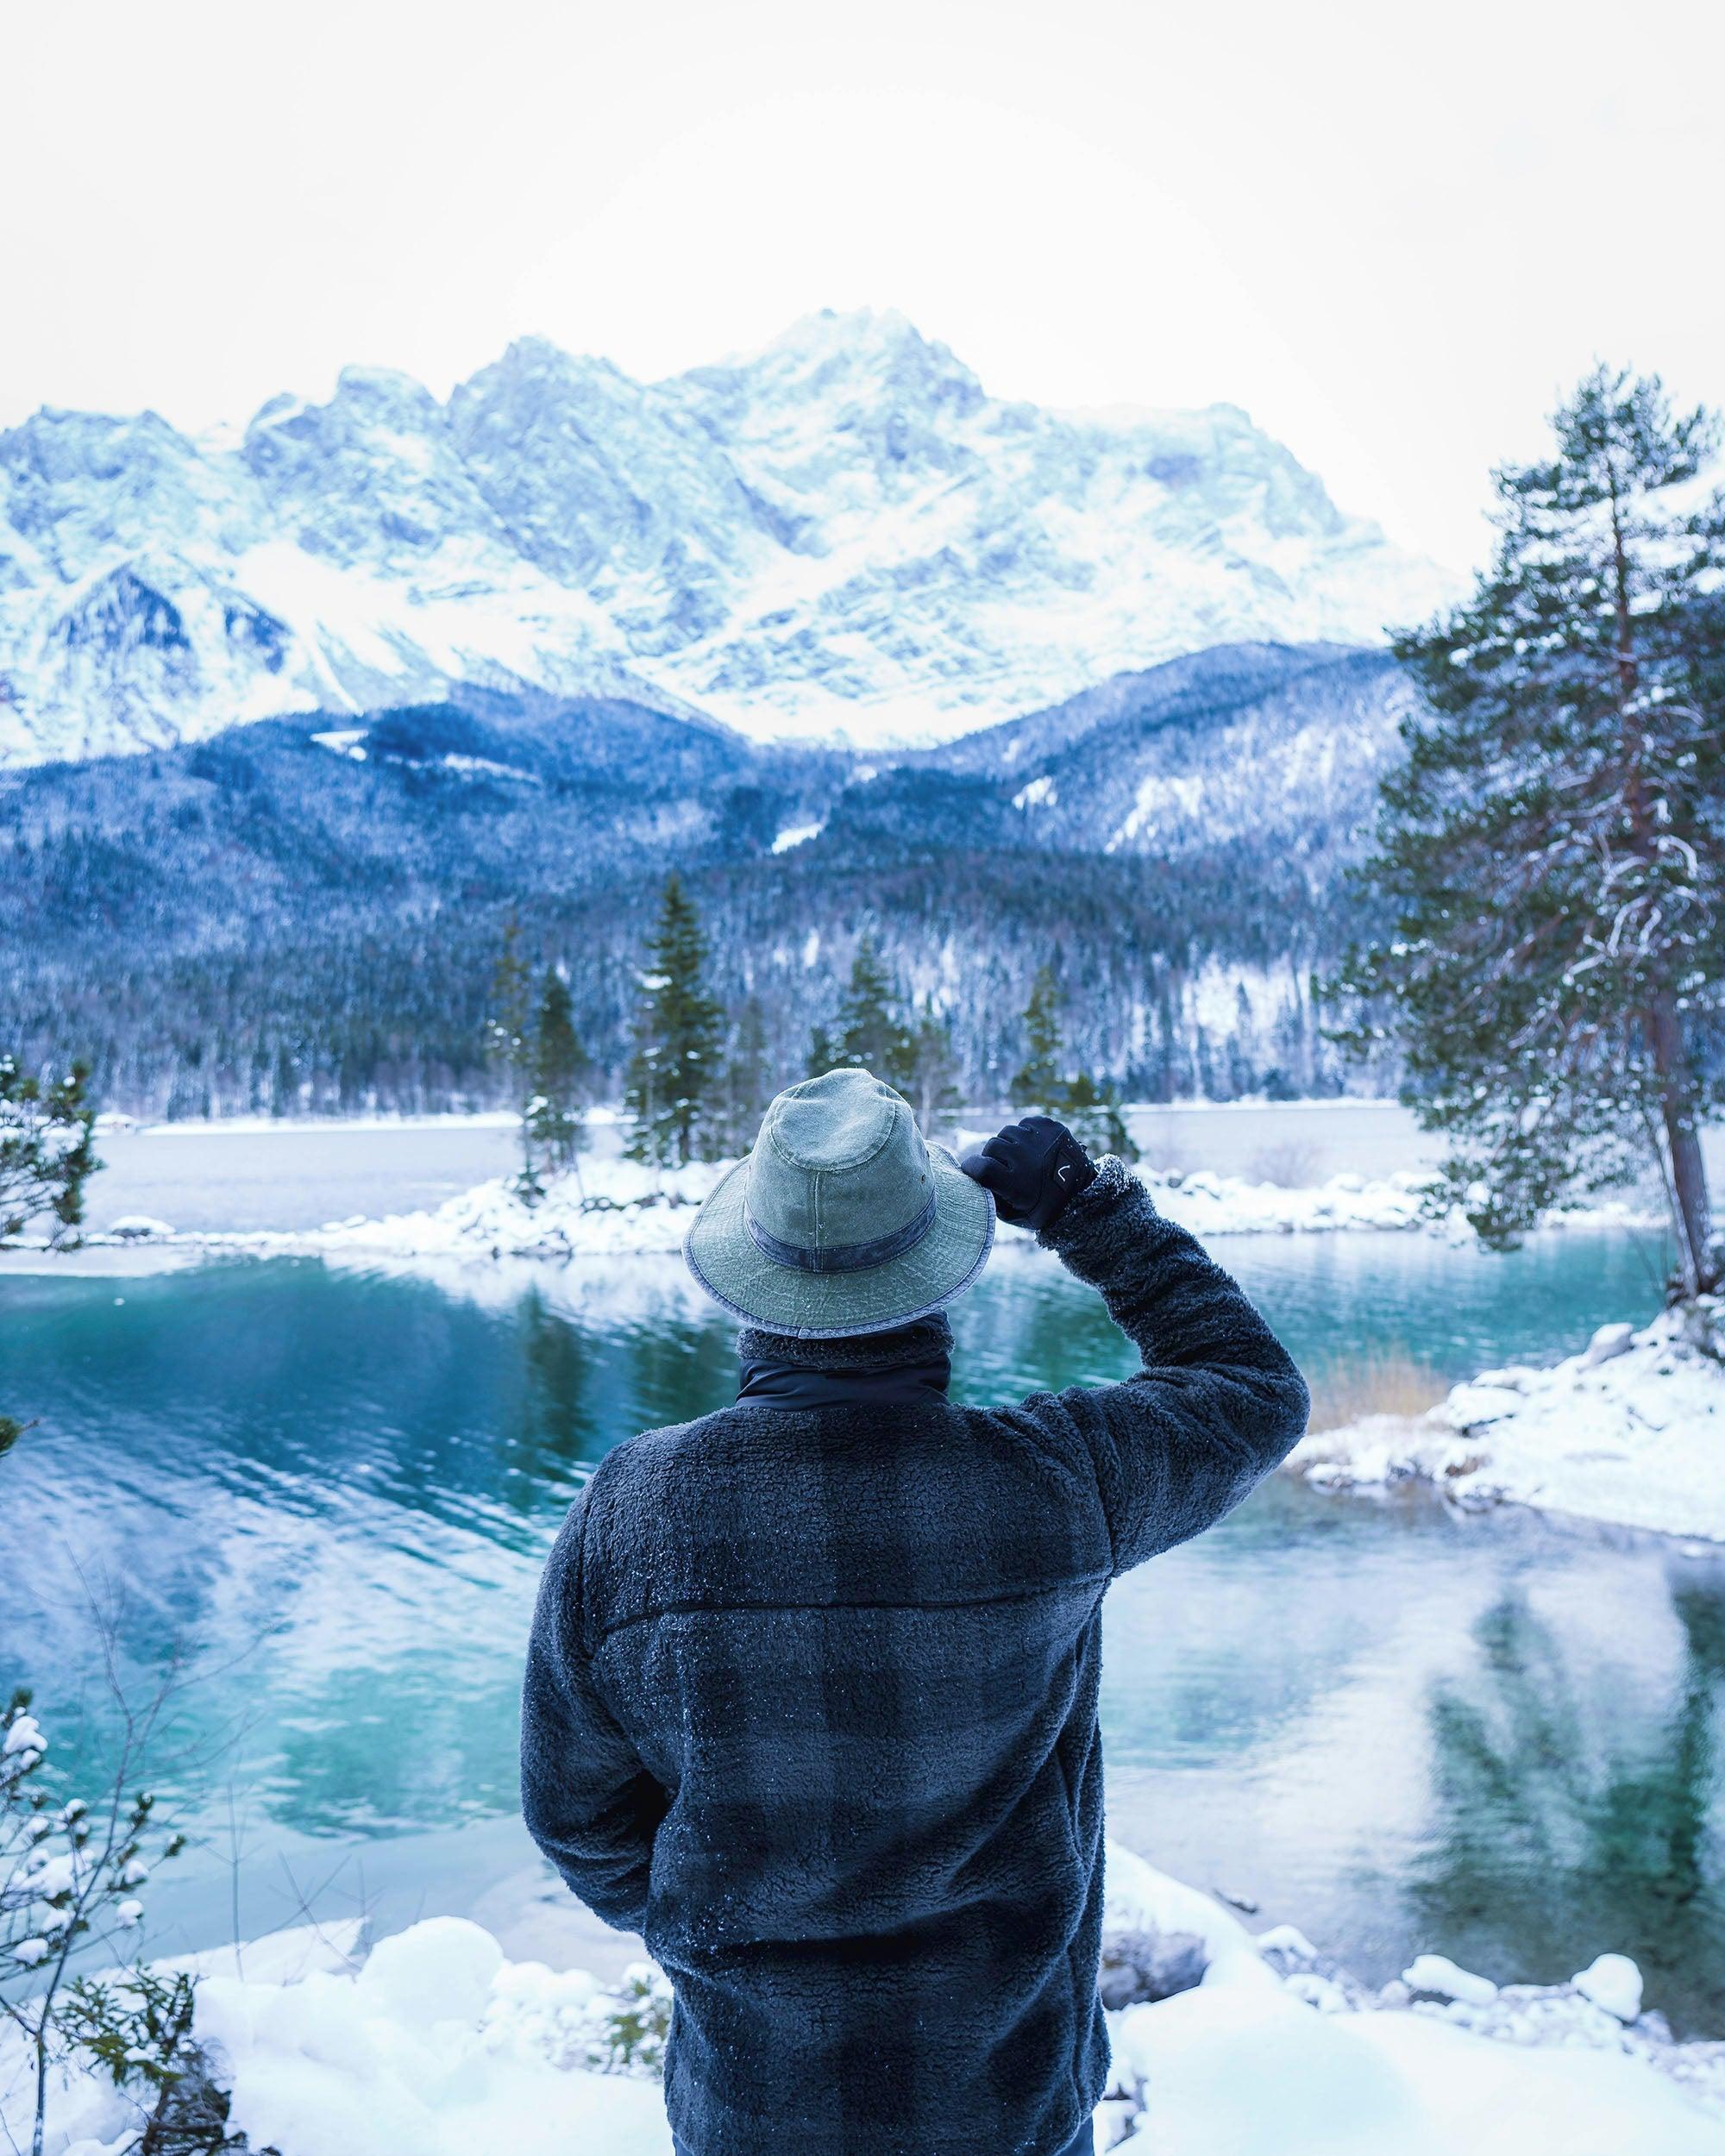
[1409,1572,1725,2028]
[3,1236,1720,2028]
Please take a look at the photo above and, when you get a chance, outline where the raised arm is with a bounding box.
[521,1493,667,1933]
[966,1122,1309,1574]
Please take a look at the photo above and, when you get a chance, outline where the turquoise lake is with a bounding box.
[3,1225,1722,2031]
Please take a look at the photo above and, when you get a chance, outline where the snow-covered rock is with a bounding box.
[0,310,1458,764]
[105,1213,174,1240]
[1575,1954,1646,2025]
[1113,1979,1720,2156]
[1584,1321,1637,1367]
[1292,1298,1725,1542]
[1402,1954,1499,2008]
[191,1915,668,2156]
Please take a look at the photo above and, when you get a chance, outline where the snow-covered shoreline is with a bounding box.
[41,1152,1657,1261]
[21,1156,1714,1546]
[1295,1299,1725,1544]
[9,1846,1719,2156]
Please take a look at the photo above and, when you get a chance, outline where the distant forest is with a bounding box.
[2,648,1404,1119]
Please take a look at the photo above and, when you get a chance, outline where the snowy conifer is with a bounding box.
[1010,968,1135,1158]
[713,996,775,1157]
[904,1002,964,1137]
[624,876,723,1166]
[1340,367,1725,1293]
[814,935,917,1092]
[526,968,587,1180]
[0,1057,99,1244]
[1012,968,1064,1113]
[486,914,543,1198]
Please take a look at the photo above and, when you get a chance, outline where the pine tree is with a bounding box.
[0,1056,100,1244]
[816,934,916,1089]
[806,1023,836,1077]
[526,968,587,1181]
[713,995,775,1156]
[1337,367,1725,1294]
[625,875,724,1167]
[1007,968,1137,1158]
[1012,966,1064,1112]
[486,914,533,1101]
[486,913,542,1197]
[904,1001,964,1136]
[1057,1069,1134,1161]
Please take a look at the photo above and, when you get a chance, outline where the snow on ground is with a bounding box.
[11,1851,1719,2156]
[1101,1846,1723,2152]
[48,1152,1650,1262]
[310,1157,731,1257]
[95,1109,525,1135]
[0,1922,364,2156]
[1292,1299,1725,1544]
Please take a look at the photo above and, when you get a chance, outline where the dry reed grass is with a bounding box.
[1302,1348,1447,1433]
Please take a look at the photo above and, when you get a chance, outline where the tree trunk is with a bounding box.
[1605,473,1714,1294]
[1648,990,1715,1295]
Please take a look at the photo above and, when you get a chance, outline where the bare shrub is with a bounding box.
[1247,1140,1326,1189]
[1303,1350,1446,1432]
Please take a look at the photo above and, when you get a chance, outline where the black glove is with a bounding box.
[961,1116,1097,1233]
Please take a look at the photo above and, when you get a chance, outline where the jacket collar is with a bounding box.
[735,1316,953,1411]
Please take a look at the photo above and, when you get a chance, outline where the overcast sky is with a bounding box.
[7,0,1722,571]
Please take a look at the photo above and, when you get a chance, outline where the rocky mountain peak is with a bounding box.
[0,313,1461,764]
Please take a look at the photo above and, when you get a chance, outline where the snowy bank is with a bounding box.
[11,1849,1718,2156]
[48,1154,1652,1260]
[1293,1299,1725,1543]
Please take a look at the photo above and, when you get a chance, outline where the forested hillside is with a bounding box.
[3,642,1408,1116]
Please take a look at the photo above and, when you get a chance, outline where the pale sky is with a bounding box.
[6,0,1722,572]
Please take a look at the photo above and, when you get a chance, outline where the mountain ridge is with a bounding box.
[0,310,1458,764]
[0,640,1408,1117]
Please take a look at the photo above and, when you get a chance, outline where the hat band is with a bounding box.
[744,1188,939,1275]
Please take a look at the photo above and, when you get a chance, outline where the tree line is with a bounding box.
[3,363,1722,1300]
[485,873,1135,1195]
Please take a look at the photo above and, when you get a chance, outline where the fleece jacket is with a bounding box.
[520,1155,1310,2156]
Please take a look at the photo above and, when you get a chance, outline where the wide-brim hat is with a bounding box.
[683,1068,994,1338]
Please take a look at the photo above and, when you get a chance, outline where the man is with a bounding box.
[523,1069,1308,2156]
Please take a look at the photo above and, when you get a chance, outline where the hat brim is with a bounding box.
[682,1143,995,1338]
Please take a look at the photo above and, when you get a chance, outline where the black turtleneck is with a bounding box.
[735,1314,953,1411]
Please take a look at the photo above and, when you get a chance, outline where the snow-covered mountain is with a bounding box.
[0,310,1459,764]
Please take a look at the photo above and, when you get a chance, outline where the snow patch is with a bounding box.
[11,1849,1712,2156]
[1106,769,1205,851]
[310,728,367,760]
[441,753,541,784]
[769,820,824,854]
[1292,1299,1725,1543]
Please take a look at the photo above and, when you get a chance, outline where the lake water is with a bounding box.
[3,1226,1723,2031]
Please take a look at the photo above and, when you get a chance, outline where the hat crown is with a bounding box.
[747,1069,933,1260]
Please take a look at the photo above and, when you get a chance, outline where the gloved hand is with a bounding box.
[961,1115,1097,1233]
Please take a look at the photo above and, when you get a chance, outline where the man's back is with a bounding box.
[523,1150,1309,2156]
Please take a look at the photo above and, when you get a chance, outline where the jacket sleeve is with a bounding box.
[1020,1155,1310,1574]
[520,1489,667,1934]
